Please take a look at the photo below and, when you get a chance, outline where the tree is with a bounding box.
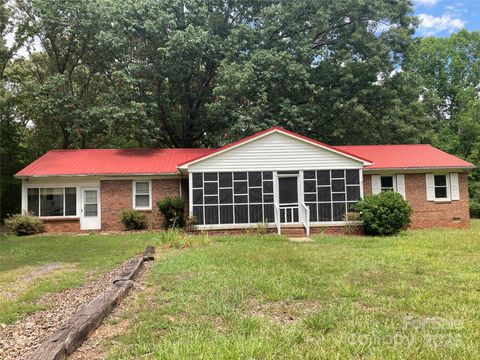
[99,0,419,146]
[404,30,480,162]
[404,30,480,216]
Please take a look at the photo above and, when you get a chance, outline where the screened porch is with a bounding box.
[189,169,363,235]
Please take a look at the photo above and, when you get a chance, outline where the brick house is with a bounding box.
[15,127,475,234]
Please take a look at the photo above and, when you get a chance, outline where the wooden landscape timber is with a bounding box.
[30,246,155,360]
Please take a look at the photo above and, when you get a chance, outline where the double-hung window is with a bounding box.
[426,173,459,201]
[27,187,77,217]
[380,176,395,192]
[434,175,448,200]
[133,181,151,209]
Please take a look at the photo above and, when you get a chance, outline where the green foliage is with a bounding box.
[469,181,480,218]
[157,197,185,228]
[354,192,412,236]
[120,209,148,230]
[156,228,211,249]
[403,29,480,185]
[4,213,44,236]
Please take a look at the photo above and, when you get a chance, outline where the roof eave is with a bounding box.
[15,172,181,178]
[364,165,476,172]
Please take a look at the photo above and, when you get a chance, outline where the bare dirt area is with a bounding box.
[245,299,323,324]
[69,261,153,360]
[0,259,152,360]
[0,263,77,301]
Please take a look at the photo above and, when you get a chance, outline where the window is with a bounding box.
[303,169,362,222]
[133,181,151,209]
[27,187,77,217]
[380,176,394,192]
[434,175,448,199]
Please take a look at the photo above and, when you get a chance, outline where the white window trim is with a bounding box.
[433,174,451,202]
[380,175,396,192]
[133,180,152,210]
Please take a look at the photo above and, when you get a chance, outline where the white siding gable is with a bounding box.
[188,132,364,172]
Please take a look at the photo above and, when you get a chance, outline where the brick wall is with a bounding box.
[192,224,364,237]
[363,173,470,229]
[100,179,180,231]
[43,218,80,233]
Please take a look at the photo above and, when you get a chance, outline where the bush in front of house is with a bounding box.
[5,213,44,236]
[353,191,412,236]
[157,197,185,228]
[120,209,148,230]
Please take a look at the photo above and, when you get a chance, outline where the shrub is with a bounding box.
[5,213,44,236]
[120,209,148,230]
[353,191,412,236]
[343,212,361,235]
[157,197,185,228]
[184,214,197,232]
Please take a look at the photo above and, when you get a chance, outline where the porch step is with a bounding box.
[280,227,307,237]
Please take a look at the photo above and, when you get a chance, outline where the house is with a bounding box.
[15,127,475,235]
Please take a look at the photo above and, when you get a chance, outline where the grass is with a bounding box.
[109,220,480,359]
[0,231,158,324]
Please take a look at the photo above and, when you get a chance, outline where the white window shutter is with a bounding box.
[371,175,381,194]
[450,173,460,200]
[396,174,406,199]
[426,174,435,201]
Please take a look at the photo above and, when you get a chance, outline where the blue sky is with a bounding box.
[414,0,479,37]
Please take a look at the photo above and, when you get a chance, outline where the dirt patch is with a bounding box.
[69,261,153,360]
[0,263,77,301]
[0,259,147,360]
[245,299,323,324]
[21,262,63,282]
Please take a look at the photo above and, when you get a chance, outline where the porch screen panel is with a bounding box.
[192,171,274,225]
[303,169,361,222]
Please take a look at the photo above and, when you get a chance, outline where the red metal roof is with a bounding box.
[15,148,216,177]
[15,130,475,177]
[335,144,475,170]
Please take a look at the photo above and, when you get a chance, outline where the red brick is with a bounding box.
[193,224,364,237]
[363,173,470,229]
[42,218,80,233]
[100,179,180,231]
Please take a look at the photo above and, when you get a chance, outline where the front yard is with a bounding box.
[111,221,480,359]
[1,221,479,358]
[0,232,157,324]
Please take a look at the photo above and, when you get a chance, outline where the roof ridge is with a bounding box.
[336,144,433,147]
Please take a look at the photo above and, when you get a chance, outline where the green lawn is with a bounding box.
[0,232,158,324]
[109,221,480,359]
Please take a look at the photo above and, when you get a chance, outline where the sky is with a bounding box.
[414,0,480,37]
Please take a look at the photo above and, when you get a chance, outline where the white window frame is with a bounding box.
[380,175,396,192]
[433,174,451,201]
[26,186,78,218]
[133,180,152,210]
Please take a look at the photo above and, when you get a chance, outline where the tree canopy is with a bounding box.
[1,0,479,219]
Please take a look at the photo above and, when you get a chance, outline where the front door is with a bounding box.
[278,176,299,223]
[80,188,101,230]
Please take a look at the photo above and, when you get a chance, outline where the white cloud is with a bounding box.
[416,0,439,7]
[418,13,466,35]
